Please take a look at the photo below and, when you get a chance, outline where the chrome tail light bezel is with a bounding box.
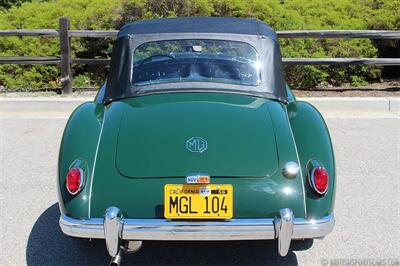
[310,167,329,195]
[66,167,85,195]
[65,159,88,196]
[307,159,329,196]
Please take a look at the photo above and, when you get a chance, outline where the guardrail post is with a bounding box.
[59,17,72,94]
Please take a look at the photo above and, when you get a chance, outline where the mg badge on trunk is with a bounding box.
[186,137,207,153]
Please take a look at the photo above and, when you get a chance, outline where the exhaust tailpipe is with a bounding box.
[108,241,142,265]
[109,249,122,266]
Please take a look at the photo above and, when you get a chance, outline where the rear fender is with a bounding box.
[58,102,104,218]
[288,101,336,218]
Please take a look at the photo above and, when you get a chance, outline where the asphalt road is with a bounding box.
[0,107,399,266]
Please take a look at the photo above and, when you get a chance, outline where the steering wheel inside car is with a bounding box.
[139,54,177,65]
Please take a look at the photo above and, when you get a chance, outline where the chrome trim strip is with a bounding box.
[60,214,334,241]
[285,107,307,217]
[88,109,106,218]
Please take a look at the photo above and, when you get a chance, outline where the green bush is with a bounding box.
[0,0,399,90]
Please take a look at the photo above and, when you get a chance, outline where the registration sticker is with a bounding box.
[186,174,210,184]
[199,186,211,196]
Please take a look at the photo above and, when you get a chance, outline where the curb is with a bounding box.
[1,97,399,116]
[389,97,400,113]
[0,97,91,113]
[298,97,400,114]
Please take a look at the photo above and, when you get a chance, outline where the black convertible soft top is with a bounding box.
[105,17,287,103]
[118,17,278,40]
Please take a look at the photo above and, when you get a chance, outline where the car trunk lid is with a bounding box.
[115,93,279,178]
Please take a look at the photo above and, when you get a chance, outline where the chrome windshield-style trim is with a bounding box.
[88,109,106,218]
[60,213,334,241]
[285,108,307,217]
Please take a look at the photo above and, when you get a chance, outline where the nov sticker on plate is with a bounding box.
[199,186,211,196]
[186,174,210,184]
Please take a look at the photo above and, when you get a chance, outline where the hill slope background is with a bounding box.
[0,0,399,90]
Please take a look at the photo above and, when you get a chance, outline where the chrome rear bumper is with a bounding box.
[60,208,334,257]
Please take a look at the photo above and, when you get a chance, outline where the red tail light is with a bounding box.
[310,167,329,195]
[66,168,83,195]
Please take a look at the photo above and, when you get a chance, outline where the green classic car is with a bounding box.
[58,17,335,265]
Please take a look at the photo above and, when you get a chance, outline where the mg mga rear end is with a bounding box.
[58,17,335,265]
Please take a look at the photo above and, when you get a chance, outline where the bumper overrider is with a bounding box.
[60,207,334,257]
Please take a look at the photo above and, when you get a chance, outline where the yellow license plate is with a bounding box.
[164,184,233,219]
